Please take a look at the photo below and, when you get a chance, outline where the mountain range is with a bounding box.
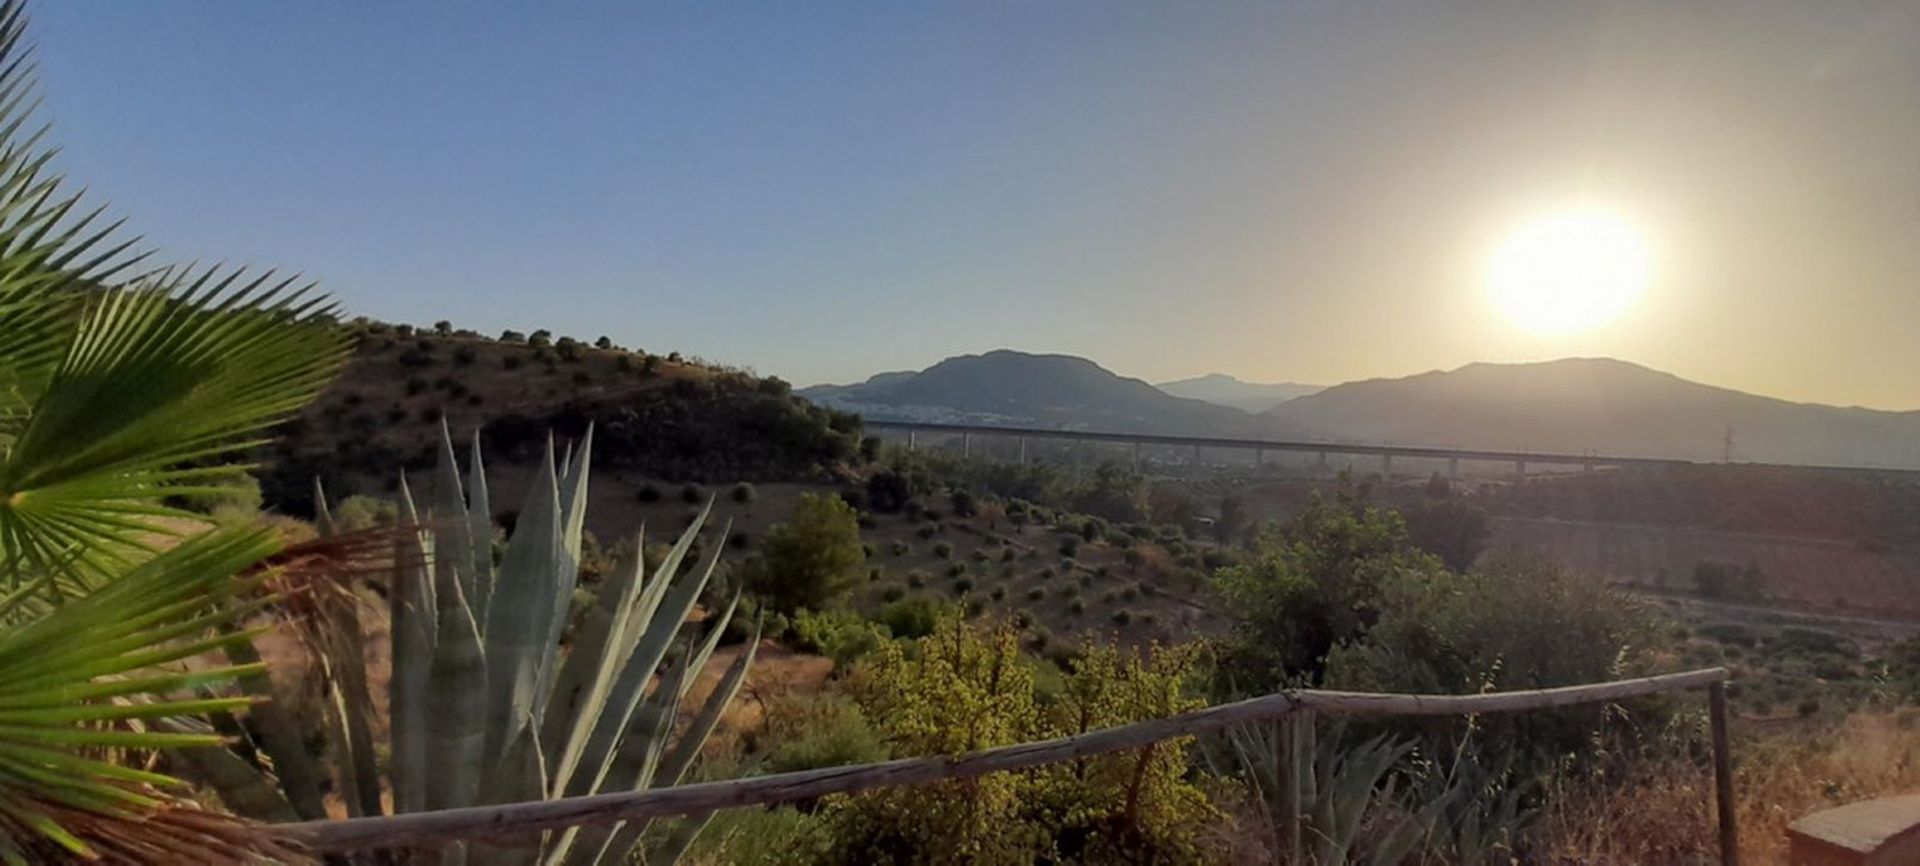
[1154,373,1322,412]
[803,352,1920,469]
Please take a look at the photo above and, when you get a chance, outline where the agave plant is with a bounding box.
[196,423,758,864]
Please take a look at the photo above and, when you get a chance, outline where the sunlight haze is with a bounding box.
[29,1,1920,409]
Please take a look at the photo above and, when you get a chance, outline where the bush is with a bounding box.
[731,482,757,504]
[932,542,954,559]
[681,483,704,504]
[880,585,906,603]
[953,577,974,594]
[906,571,926,589]
[636,483,662,503]
[1111,609,1132,626]
[1027,587,1046,602]
[946,563,966,579]
[1068,599,1086,615]
[890,540,910,557]
[788,608,890,669]
[949,489,978,518]
[876,597,943,639]
[746,494,867,615]
[1058,536,1080,558]
[761,693,889,774]
[825,617,1217,862]
[502,355,523,371]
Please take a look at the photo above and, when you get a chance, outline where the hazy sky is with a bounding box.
[31,2,1920,409]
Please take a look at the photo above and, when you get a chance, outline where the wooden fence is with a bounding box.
[282,666,1738,864]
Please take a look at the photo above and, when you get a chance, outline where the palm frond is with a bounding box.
[0,524,308,861]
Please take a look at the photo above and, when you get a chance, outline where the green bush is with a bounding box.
[877,597,943,639]
[1112,609,1132,626]
[746,493,867,615]
[953,577,974,594]
[681,483,704,504]
[890,539,911,557]
[1027,587,1046,602]
[789,608,890,668]
[761,693,889,774]
[932,541,954,559]
[732,481,757,504]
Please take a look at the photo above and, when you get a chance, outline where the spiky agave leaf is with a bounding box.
[0,524,302,862]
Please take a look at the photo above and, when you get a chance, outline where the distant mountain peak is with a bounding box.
[1156,372,1323,413]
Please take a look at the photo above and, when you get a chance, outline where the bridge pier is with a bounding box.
[1018,436,1027,465]
[1192,443,1202,467]
[1131,441,1141,471]
[1448,456,1460,481]
[1515,460,1527,478]
[907,428,916,452]
[962,431,971,457]
[1382,453,1393,478]
[1316,451,1329,476]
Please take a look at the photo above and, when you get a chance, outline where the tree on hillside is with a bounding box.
[748,493,866,613]
[1215,492,1250,545]
[1213,483,1443,690]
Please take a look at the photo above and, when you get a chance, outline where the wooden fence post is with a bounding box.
[1709,681,1739,866]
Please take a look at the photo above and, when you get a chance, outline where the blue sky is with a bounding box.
[29,2,1920,408]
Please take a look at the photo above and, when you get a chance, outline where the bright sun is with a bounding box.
[1486,208,1651,334]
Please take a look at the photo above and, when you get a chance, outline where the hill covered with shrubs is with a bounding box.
[257,319,864,510]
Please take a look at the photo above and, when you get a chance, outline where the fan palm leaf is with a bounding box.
[0,0,350,589]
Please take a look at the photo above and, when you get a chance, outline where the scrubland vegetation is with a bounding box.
[0,0,1912,861]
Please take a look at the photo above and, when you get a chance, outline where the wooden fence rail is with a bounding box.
[282,666,1736,864]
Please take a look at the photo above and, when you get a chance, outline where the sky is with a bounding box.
[29,2,1920,409]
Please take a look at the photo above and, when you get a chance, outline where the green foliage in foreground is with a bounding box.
[0,0,353,855]
[812,616,1219,865]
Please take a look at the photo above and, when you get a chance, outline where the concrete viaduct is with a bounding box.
[863,420,1920,480]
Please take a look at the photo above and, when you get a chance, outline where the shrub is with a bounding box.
[789,608,890,669]
[1112,609,1132,626]
[761,693,889,774]
[746,494,867,615]
[880,585,906,603]
[824,617,1217,862]
[1068,599,1085,615]
[732,482,757,504]
[877,597,943,639]
[500,329,525,342]
[990,586,1006,601]
[949,488,978,518]
[636,483,662,503]
[946,563,966,578]
[1027,587,1046,602]
[1058,536,1080,558]
[953,577,974,594]
[890,540,910,557]
[452,346,477,366]
[915,525,938,540]
[502,355,523,371]
[729,531,752,549]
[906,571,926,589]
[681,483,704,504]
[932,542,954,559]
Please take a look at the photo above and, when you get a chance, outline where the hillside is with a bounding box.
[257,323,863,510]
[799,349,1253,435]
[1265,358,1920,468]
[1156,373,1322,412]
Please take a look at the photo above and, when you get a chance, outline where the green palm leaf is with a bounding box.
[0,525,292,861]
[0,0,351,589]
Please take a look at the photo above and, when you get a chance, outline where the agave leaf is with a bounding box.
[159,718,299,824]
[564,525,725,799]
[541,534,646,789]
[560,656,690,866]
[480,439,564,759]
[657,613,755,789]
[389,473,437,815]
[427,577,486,813]
[217,631,328,821]
[431,421,475,598]
[466,428,495,624]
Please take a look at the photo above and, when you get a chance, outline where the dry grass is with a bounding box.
[1540,708,1920,864]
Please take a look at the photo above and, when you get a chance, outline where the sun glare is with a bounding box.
[1487,208,1651,334]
